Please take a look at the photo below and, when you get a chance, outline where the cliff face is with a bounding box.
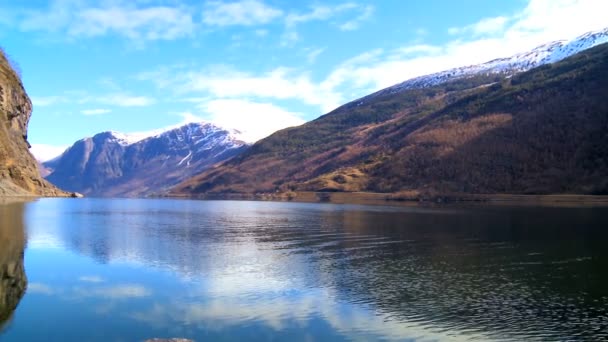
[0,201,27,330]
[0,49,67,196]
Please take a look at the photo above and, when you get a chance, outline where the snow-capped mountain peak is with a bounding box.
[106,131,148,146]
[366,27,608,100]
[45,121,249,197]
[100,122,244,148]
[155,122,245,151]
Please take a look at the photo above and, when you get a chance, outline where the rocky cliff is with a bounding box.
[0,49,68,196]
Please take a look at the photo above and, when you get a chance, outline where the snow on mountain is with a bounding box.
[106,131,145,146]
[364,27,608,101]
[97,122,244,149]
[154,122,245,152]
[44,122,249,197]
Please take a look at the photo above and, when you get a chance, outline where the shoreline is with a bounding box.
[166,191,608,207]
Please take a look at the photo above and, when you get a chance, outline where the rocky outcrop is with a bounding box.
[0,200,27,330]
[0,48,68,196]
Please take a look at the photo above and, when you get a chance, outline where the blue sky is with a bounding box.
[0,0,606,160]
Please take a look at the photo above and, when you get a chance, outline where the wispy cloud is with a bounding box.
[95,94,155,107]
[338,4,373,31]
[448,16,509,36]
[69,5,195,40]
[282,3,373,45]
[32,92,155,109]
[78,275,105,283]
[31,95,66,107]
[138,65,340,112]
[280,30,299,47]
[2,0,374,49]
[81,108,111,115]
[305,47,325,64]
[202,0,282,27]
[33,0,603,147]
[285,3,366,27]
[315,0,608,97]
[10,0,196,41]
[27,282,55,295]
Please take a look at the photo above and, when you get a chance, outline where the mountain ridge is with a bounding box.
[170,40,608,197]
[360,27,608,104]
[44,122,248,197]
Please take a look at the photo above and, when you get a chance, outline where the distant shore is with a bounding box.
[166,191,608,207]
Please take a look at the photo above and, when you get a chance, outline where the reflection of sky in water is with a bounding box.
[2,198,607,341]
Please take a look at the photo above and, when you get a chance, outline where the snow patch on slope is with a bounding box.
[364,27,608,101]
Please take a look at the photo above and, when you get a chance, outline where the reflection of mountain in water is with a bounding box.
[28,199,608,340]
[0,201,27,331]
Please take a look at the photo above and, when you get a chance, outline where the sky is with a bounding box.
[0,0,606,161]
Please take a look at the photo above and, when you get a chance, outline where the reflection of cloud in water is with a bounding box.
[74,284,152,299]
[129,293,486,341]
[26,231,64,249]
[22,199,608,340]
[202,241,297,298]
[27,282,151,300]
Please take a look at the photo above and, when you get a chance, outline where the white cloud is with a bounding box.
[96,94,156,107]
[202,0,282,27]
[143,65,340,113]
[285,5,343,27]
[32,92,154,111]
[320,0,608,96]
[280,30,299,47]
[285,3,361,27]
[31,96,66,107]
[69,5,195,40]
[306,47,325,63]
[30,143,69,162]
[282,3,373,46]
[134,0,608,145]
[198,99,305,142]
[27,282,55,295]
[338,4,373,31]
[14,0,195,41]
[448,16,509,36]
[81,108,111,115]
[79,275,105,283]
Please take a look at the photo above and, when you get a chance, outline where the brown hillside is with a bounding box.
[171,43,608,196]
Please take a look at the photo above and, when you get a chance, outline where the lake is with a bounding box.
[1,198,607,341]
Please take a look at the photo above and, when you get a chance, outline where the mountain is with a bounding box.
[170,38,608,198]
[364,28,608,101]
[44,122,247,197]
[0,48,68,197]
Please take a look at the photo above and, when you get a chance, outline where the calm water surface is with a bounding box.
[0,198,607,341]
